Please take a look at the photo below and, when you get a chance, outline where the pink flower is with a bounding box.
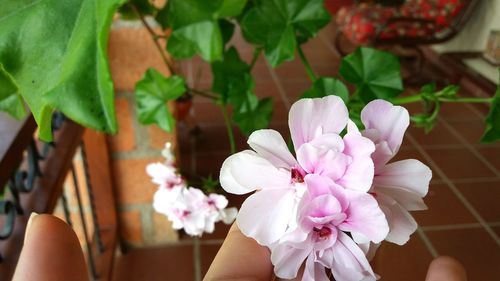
[146,162,184,190]
[361,100,432,245]
[270,175,387,281]
[220,96,376,246]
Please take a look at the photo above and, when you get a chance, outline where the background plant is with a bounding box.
[0,0,499,150]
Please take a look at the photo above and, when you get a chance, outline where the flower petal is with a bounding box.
[301,254,331,281]
[271,243,311,279]
[374,159,432,197]
[220,207,238,224]
[377,193,418,245]
[297,143,350,181]
[377,186,427,211]
[237,188,297,246]
[336,156,374,192]
[339,190,389,243]
[248,129,297,169]
[304,174,348,210]
[361,100,409,163]
[330,232,376,281]
[289,96,348,150]
[220,150,291,195]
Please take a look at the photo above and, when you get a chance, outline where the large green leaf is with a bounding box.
[0,0,124,140]
[0,64,26,119]
[339,47,403,103]
[166,0,247,62]
[119,0,156,20]
[240,0,331,67]
[233,97,273,135]
[211,47,251,105]
[481,72,500,143]
[300,77,349,103]
[135,69,186,132]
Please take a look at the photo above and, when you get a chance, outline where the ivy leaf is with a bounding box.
[166,0,247,62]
[240,0,331,67]
[300,77,349,103]
[0,64,26,120]
[135,69,186,132]
[155,3,170,29]
[0,0,125,141]
[340,47,403,103]
[233,97,273,135]
[481,73,500,143]
[211,47,251,104]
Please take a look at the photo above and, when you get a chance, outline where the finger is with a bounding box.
[425,256,467,281]
[13,214,89,281]
[204,223,274,281]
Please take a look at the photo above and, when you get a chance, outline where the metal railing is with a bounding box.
[0,112,118,280]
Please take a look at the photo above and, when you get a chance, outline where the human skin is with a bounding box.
[12,215,466,281]
[204,224,467,281]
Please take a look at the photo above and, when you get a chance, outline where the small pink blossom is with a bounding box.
[361,100,432,245]
[220,96,376,246]
[270,174,387,281]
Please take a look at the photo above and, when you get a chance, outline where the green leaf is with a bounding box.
[481,73,500,143]
[219,19,236,45]
[240,0,331,67]
[300,77,349,103]
[0,64,26,119]
[166,0,247,61]
[211,47,251,105]
[155,2,170,29]
[340,47,403,103]
[0,0,125,141]
[233,97,273,135]
[119,0,156,20]
[135,69,187,132]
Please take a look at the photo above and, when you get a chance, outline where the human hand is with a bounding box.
[204,224,467,281]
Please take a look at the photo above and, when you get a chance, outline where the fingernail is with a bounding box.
[24,212,38,244]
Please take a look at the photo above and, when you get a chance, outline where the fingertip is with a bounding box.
[204,224,274,281]
[426,256,467,281]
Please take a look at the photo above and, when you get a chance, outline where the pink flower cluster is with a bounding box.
[220,96,432,281]
[148,143,237,237]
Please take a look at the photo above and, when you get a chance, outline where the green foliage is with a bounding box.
[0,0,125,140]
[201,175,219,192]
[135,69,186,132]
[240,0,331,67]
[481,72,500,143]
[119,0,156,20]
[301,77,349,103]
[340,47,403,103]
[233,97,273,135]
[0,64,25,119]
[166,0,247,62]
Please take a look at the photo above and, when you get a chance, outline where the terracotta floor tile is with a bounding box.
[476,146,500,171]
[412,183,477,226]
[312,63,339,77]
[274,60,310,81]
[112,245,195,281]
[408,122,461,146]
[280,80,313,101]
[444,119,487,144]
[493,226,500,238]
[424,148,496,179]
[255,82,283,100]
[439,103,483,121]
[456,180,500,222]
[426,228,500,280]
[200,243,223,277]
[373,235,433,281]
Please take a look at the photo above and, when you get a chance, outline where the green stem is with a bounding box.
[129,3,176,75]
[439,97,493,103]
[188,88,219,100]
[392,95,424,104]
[297,45,317,82]
[219,104,236,154]
[249,47,262,70]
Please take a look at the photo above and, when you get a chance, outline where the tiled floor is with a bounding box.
[118,22,500,280]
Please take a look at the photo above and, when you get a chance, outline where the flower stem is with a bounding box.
[219,104,236,154]
[391,95,424,104]
[188,88,219,100]
[249,47,262,70]
[297,45,317,82]
[439,97,493,103]
[129,3,176,75]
